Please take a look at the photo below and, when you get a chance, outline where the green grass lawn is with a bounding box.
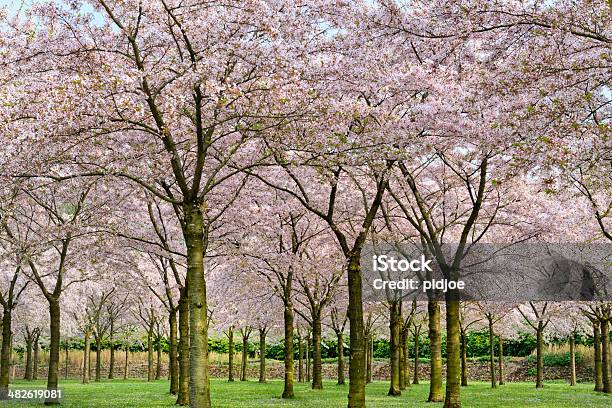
[4,379,610,407]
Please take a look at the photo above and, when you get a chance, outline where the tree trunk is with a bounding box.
[443,298,461,408]
[259,329,266,383]
[282,301,295,398]
[169,310,178,394]
[228,329,234,382]
[337,332,345,385]
[64,346,69,380]
[109,323,115,380]
[124,347,128,380]
[427,299,443,402]
[536,324,544,388]
[9,335,14,382]
[45,299,61,405]
[401,329,410,389]
[24,337,33,380]
[184,205,211,408]
[156,336,162,380]
[33,336,39,381]
[147,326,154,382]
[347,254,366,408]
[366,335,374,384]
[0,308,12,399]
[593,322,603,392]
[413,330,420,385]
[498,336,504,385]
[488,319,496,389]
[601,318,610,393]
[388,301,401,396]
[241,331,249,381]
[177,286,190,405]
[95,338,102,382]
[83,330,91,384]
[460,330,468,386]
[399,337,405,391]
[312,313,323,390]
[569,333,576,386]
[298,336,304,382]
[306,332,310,382]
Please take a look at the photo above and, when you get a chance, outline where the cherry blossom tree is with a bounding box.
[549,303,591,387]
[329,296,349,385]
[105,290,130,381]
[516,302,563,388]
[253,297,281,384]
[476,302,514,389]
[409,305,428,385]
[4,2,321,406]
[237,195,319,398]
[136,293,164,383]
[583,302,612,393]
[459,302,483,387]
[0,239,29,398]
[19,309,42,382]
[85,283,116,382]
[0,3,609,408]
[293,235,344,390]
[2,179,111,404]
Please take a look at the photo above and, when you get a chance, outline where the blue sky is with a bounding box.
[1,0,105,26]
[0,0,34,13]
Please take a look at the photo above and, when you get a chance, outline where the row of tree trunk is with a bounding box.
[9,301,612,405]
[588,311,611,393]
[225,324,340,387]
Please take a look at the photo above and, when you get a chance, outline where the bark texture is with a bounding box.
[312,315,323,390]
[184,205,211,408]
[45,299,61,405]
[427,299,443,402]
[82,329,91,384]
[601,318,610,393]
[593,323,603,392]
[177,286,190,405]
[443,299,461,408]
[488,319,497,389]
[337,332,345,385]
[259,328,267,383]
[347,255,366,408]
[536,323,544,389]
[388,301,401,396]
[169,310,179,394]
